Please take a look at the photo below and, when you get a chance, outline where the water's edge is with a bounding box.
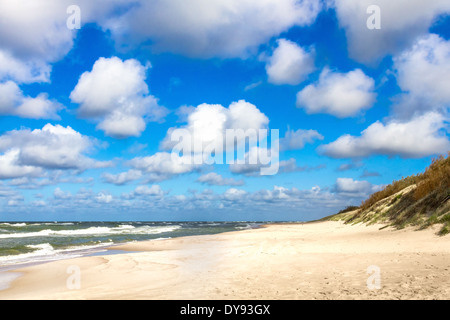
[0,221,275,292]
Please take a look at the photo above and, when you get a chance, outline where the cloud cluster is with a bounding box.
[214,182,374,212]
[0,1,139,122]
[99,100,272,184]
[315,33,450,161]
[128,152,199,182]
[4,178,379,219]
[296,68,376,118]
[197,172,245,186]
[131,185,164,198]
[101,170,143,186]
[70,57,168,138]
[54,187,72,200]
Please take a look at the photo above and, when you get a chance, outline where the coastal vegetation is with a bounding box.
[329,153,450,235]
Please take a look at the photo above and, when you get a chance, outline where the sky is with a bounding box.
[0,0,449,221]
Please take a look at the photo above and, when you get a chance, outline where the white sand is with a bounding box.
[0,221,449,300]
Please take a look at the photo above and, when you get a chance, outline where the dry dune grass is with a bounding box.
[331,153,450,235]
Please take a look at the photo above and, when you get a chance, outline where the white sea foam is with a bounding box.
[0,222,75,227]
[236,223,260,230]
[0,272,21,290]
[0,242,115,266]
[0,223,27,227]
[0,225,181,239]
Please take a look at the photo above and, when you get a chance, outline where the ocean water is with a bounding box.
[0,221,263,267]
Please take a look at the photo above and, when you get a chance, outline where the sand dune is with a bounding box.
[0,221,449,300]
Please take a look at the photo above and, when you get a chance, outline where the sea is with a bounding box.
[0,221,264,269]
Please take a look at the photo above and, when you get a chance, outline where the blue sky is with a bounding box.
[0,0,449,221]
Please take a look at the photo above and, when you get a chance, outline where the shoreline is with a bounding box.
[0,220,449,300]
[0,221,267,272]
[0,222,270,291]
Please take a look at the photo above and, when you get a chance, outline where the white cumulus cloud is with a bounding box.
[265,38,315,85]
[0,50,51,84]
[102,170,143,186]
[332,0,450,64]
[70,57,168,138]
[96,192,113,204]
[197,172,244,186]
[128,152,199,182]
[0,0,74,83]
[392,34,450,119]
[280,128,324,151]
[334,177,381,196]
[0,81,61,119]
[320,112,450,159]
[0,0,131,84]
[161,100,269,153]
[101,0,322,58]
[296,68,376,118]
[0,124,109,179]
[122,185,165,199]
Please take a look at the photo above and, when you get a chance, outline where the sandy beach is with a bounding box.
[0,220,449,300]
